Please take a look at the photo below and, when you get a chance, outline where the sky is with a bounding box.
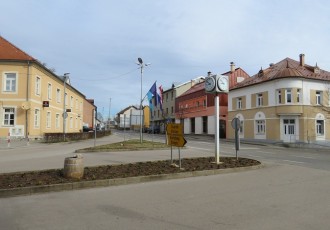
[1,0,330,120]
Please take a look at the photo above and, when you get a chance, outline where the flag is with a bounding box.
[147,82,157,111]
[157,85,163,111]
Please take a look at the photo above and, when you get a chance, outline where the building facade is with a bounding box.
[0,36,87,139]
[175,63,250,137]
[152,77,204,133]
[228,54,330,144]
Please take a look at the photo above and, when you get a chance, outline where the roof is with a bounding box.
[0,36,36,61]
[178,81,205,97]
[232,56,330,90]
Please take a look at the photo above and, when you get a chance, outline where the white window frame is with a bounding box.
[46,111,51,128]
[277,89,282,104]
[47,83,52,100]
[316,91,322,105]
[70,117,73,129]
[257,93,263,107]
[56,88,61,103]
[3,108,15,126]
[70,96,74,108]
[237,97,242,109]
[3,72,18,93]
[255,120,265,134]
[297,89,300,103]
[55,113,60,129]
[34,108,40,128]
[35,76,41,96]
[316,120,324,136]
[75,99,78,109]
[285,89,292,103]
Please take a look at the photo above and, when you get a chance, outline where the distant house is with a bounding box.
[116,105,150,130]
[83,99,97,131]
[0,36,88,139]
[175,63,250,137]
[228,54,330,144]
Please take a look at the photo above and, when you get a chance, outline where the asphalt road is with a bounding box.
[1,131,330,229]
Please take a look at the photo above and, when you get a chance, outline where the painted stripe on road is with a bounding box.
[282,160,305,164]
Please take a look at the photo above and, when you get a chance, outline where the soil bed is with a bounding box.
[0,157,260,190]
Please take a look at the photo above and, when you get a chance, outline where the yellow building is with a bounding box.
[228,54,330,144]
[0,36,86,139]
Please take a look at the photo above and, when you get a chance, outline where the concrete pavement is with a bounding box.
[1,163,329,230]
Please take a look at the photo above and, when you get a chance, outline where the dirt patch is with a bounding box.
[0,157,260,190]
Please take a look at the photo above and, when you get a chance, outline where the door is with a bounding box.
[283,119,296,142]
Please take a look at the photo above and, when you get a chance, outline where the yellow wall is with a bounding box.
[0,61,85,138]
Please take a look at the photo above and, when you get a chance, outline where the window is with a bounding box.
[171,106,173,114]
[257,93,263,107]
[316,120,324,136]
[46,112,51,128]
[171,92,174,100]
[56,89,61,103]
[70,96,73,108]
[256,120,265,134]
[3,108,15,125]
[75,99,78,109]
[55,114,60,129]
[316,91,322,105]
[80,102,82,111]
[65,93,68,106]
[297,89,300,103]
[277,90,282,104]
[47,83,52,99]
[196,101,200,107]
[239,120,244,134]
[237,98,242,109]
[70,117,73,129]
[166,108,168,115]
[34,109,40,128]
[286,89,292,103]
[166,93,168,102]
[283,119,295,135]
[4,73,17,92]
[203,99,206,107]
[35,76,41,95]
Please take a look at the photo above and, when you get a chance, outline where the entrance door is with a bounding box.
[283,119,296,142]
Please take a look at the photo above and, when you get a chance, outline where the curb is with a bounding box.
[0,164,264,198]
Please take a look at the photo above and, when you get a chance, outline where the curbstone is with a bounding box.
[0,164,265,198]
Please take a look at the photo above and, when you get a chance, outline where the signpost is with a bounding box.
[231,117,240,160]
[166,123,187,168]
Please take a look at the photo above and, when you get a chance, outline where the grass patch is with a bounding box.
[76,139,169,152]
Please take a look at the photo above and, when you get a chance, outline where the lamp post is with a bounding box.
[63,73,70,141]
[136,58,150,143]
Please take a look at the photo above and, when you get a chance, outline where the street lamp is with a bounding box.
[63,73,70,141]
[136,58,150,143]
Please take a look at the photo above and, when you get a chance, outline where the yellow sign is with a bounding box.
[166,124,187,147]
[166,123,183,135]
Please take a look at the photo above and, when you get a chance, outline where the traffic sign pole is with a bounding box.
[215,94,220,164]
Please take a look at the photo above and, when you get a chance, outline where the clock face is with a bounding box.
[205,76,215,92]
[217,77,228,91]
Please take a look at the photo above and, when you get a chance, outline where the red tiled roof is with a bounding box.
[232,57,330,90]
[0,36,35,61]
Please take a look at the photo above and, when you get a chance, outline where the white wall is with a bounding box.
[195,117,203,134]
[184,118,191,134]
[207,115,215,134]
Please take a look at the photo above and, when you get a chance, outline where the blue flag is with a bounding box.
[147,82,157,110]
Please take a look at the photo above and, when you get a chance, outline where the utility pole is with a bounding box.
[108,98,111,130]
[63,73,69,141]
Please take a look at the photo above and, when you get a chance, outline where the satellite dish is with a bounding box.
[138,57,143,64]
[21,102,31,110]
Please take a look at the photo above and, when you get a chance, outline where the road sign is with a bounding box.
[231,117,240,131]
[166,123,186,147]
[168,135,187,147]
[166,123,183,135]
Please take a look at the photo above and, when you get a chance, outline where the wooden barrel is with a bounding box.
[63,155,84,179]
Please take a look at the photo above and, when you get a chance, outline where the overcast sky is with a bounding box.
[1,0,330,119]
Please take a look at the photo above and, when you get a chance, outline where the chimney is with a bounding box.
[230,62,235,72]
[299,54,305,66]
